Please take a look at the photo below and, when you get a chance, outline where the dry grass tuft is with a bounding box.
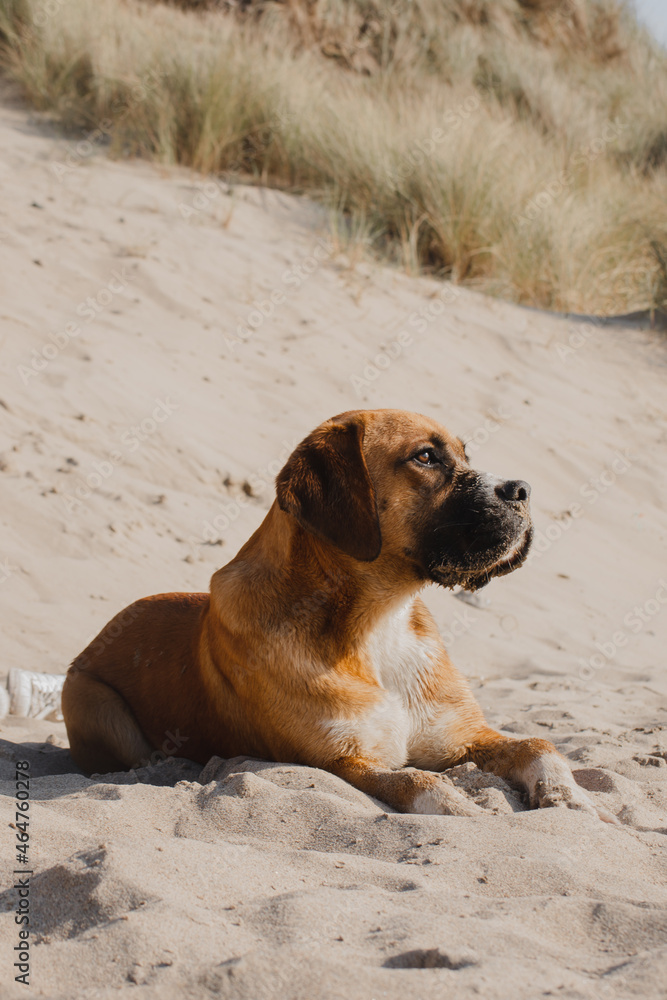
[1,0,666,313]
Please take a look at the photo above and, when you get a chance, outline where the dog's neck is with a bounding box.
[209,501,421,648]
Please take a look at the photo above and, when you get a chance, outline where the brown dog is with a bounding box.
[62,409,605,818]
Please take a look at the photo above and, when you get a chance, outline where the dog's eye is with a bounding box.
[413,449,438,467]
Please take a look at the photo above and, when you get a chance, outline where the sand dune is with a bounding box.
[1,90,666,998]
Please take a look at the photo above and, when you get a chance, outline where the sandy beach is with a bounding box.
[1,88,666,998]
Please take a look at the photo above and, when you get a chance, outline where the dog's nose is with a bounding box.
[495,479,531,503]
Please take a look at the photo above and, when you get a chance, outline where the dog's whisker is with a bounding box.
[433,521,477,532]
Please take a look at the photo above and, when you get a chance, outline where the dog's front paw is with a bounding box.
[531,777,618,824]
[411,778,482,817]
[532,777,591,811]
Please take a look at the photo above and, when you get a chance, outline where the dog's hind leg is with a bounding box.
[62,670,153,775]
[327,756,481,816]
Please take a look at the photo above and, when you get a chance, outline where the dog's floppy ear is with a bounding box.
[276,416,381,561]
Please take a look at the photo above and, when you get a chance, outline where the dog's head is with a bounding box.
[276,409,532,591]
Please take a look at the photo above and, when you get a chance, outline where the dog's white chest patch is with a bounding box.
[371,603,448,716]
[322,601,454,768]
[324,692,411,769]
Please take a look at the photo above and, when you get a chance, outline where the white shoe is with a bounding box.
[6,668,65,721]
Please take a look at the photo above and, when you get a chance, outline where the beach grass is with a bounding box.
[1,0,666,314]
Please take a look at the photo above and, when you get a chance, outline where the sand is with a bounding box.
[0,87,666,999]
